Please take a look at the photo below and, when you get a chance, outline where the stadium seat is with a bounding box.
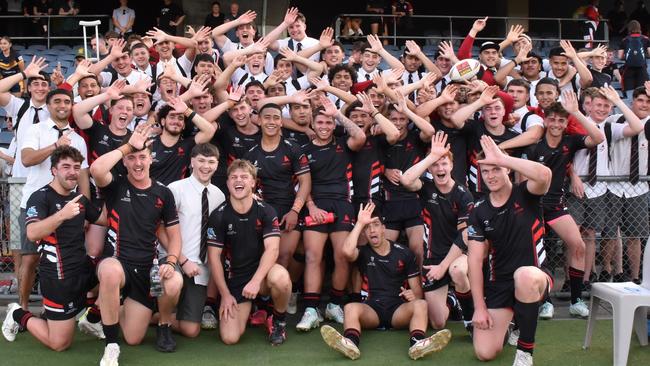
[583,239,650,366]
[51,45,71,52]
[27,45,46,52]
[0,131,13,147]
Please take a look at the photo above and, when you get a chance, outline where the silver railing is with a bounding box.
[334,14,609,48]
[0,14,112,48]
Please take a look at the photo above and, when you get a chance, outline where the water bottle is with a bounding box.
[149,258,163,297]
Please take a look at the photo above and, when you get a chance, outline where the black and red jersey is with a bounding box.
[149,136,196,186]
[244,139,310,207]
[102,175,179,268]
[214,121,261,166]
[431,119,468,185]
[303,136,354,201]
[206,199,280,280]
[351,135,384,204]
[462,120,520,196]
[357,241,419,301]
[419,178,474,260]
[467,183,546,282]
[527,134,587,205]
[85,120,130,175]
[25,185,102,279]
[282,127,311,148]
[379,129,427,201]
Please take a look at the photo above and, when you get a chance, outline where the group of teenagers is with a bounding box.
[1,8,649,366]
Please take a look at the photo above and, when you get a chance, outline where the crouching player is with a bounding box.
[2,146,104,351]
[468,136,553,366]
[206,159,292,346]
[400,132,475,333]
[320,202,451,361]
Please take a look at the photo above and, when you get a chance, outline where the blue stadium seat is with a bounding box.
[58,54,76,62]
[13,45,25,52]
[57,60,74,69]
[27,45,47,52]
[51,45,71,52]
[0,131,13,147]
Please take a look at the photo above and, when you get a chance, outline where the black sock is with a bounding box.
[514,300,539,355]
[409,329,426,347]
[454,289,474,323]
[272,309,286,323]
[344,328,360,347]
[102,323,120,345]
[568,267,585,304]
[347,293,363,303]
[12,308,32,329]
[206,297,218,314]
[256,295,273,314]
[303,292,320,309]
[291,281,300,294]
[329,288,345,306]
[85,297,102,323]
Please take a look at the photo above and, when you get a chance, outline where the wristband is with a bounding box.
[371,111,380,118]
[183,108,193,117]
[180,258,189,267]
[187,111,197,121]
[20,71,27,80]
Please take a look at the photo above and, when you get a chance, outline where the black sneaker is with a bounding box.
[446,290,463,321]
[632,278,641,285]
[156,324,176,352]
[465,322,474,339]
[269,319,287,346]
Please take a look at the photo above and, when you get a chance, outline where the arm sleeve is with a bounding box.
[25,190,49,226]
[262,203,281,239]
[466,205,485,242]
[206,208,225,248]
[457,35,475,60]
[161,187,180,227]
[291,144,310,175]
[405,249,420,279]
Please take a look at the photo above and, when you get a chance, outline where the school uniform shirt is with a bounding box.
[277,36,320,63]
[608,115,649,198]
[168,174,225,284]
[572,116,626,198]
[505,76,541,107]
[231,68,268,86]
[0,96,50,178]
[99,68,149,88]
[220,38,275,75]
[544,69,583,95]
[20,119,88,208]
[356,67,382,83]
[512,105,544,134]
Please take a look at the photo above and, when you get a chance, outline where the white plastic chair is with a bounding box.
[583,238,650,366]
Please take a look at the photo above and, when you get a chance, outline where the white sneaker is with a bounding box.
[2,303,21,342]
[287,292,298,315]
[569,298,589,318]
[78,309,105,339]
[296,307,321,331]
[201,306,218,330]
[512,349,533,366]
[325,303,344,324]
[99,343,120,366]
[538,301,554,320]
[408,329,452,360]
[320,325,360,360]
[507,328,520,347]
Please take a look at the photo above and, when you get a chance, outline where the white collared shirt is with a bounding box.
[221,38,275,75]
[0,96,50,178]
[356,67,382,83]
[167,174,225,284]
[608,115,649,198]
[20,118,88,207]
[512,105,544,134]
[573,115,626,198]
[277,36,320,62]
[99,68,149,88]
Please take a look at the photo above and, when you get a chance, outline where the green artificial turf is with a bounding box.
[1,320,648,365]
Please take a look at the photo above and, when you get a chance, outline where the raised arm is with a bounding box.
[357,92,400,144]
[498,24,524,53]
[0,57,46,106]
[211,10,257,48]
[450,85,499,128]
[401,132,450,191]
[560,90,604,147]
[342,202,376,261]
[73,80,126,129]
[415,84,458,118]
[394,93,435,141]
[308,75,356,104]
[90,125,151,188]
[366,34,403,69]
[600,85,644,138]
[560,40,593,89]
[297,27,333,60]
[279,46,325,75]
[267,7,299,50]
[404,40,441,76]
[479,135,551,195]
[88,39,127,77]
[222,37,270,66]
[168,96,216,144]
[458,17,488,60]
[320,95,365,150]
[146,27,198,50]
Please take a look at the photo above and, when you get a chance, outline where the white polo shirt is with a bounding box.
[608,115,650,198]
[168,174,225,285]
[0,96,50,178]
[573,115,626,199]
[20,118,88,208]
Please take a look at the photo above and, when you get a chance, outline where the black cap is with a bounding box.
[479,41,499,53]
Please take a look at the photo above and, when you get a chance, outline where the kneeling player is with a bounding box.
[401,132,475,332]
[206,159,292,346]
[320,202,451,361]
[2,147,104,351]
[468,136,553,366]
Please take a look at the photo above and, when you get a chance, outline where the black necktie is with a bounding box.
[200,187,209,263]
[296,42,302,52]
[440,78,447,92]
[335,99,341,109]
[365,73,371,81]
[33,107,42,124]
[134,117,145,128]
[588,146,598,186]
[408,73,416,102]
[630,135,640,184]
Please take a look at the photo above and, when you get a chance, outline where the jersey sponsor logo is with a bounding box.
[227,223,236,235]
[341,214,351,224]
[207,227,216,240]
[282,155,291,167]
[155,197,164,209]
[428,192,438,205]
[335,144,344,153]
[467,225,477,236]
[368,256,376,267]
[99,135,111,147]
[255,219,263,231]
[26,206,38,218]
[514,202,524,215]
[178,147,185,157]
[121,189,131,203]
[397,259,404,272]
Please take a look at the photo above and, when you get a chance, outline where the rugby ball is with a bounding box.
[449,58,481,82]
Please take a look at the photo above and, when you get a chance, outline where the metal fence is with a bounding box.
[0,176,645,297]
[0,14,111,48]
[334,14,609,48]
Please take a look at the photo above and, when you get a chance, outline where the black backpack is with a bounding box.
[13,97,33,136]
[624,36,647,67]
